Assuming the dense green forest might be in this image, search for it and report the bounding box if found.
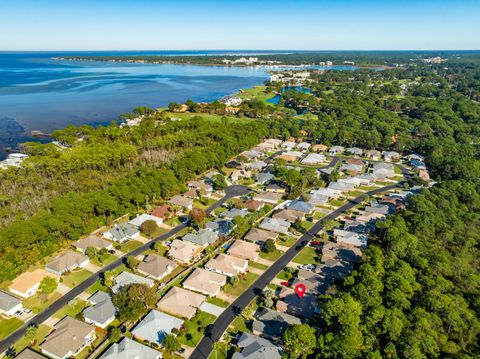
[1,55,480,357]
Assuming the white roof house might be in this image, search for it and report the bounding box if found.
[301,153,326,165]
[132,309,184,344]
[259,218,290,234]
[205,253,248,277]
[111,272,155,293]
[129,213,163,228]
[103,223,140,243]
[281,141,296,150]
[0,290,23,317]
[182,268,227,296]
[99,337,161,359]
[311,188,342,199]
[329,146,345,155]
[333,229,368,248]
[297,142,311,151]
[346,147,363,156]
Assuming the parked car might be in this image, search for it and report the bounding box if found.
[280,281,289,287]
[299,264,316,272]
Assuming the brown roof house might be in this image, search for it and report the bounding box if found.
[157,286,205,319]
[227,240,260,261]
[311,144,328,152]
[182,268,227,296]
[137,254,177,281]
[15,348,47,359]
[272,209,305,223]
[73,236,113,254]
[45,251,89,276]
[253,192,283,204]
[242,199,265,211]
[151,205,171,220]
[168,239,203,264]
[168,195,193,210]
[244,228,278,244]
[205,253,248,277]
[9,269,59,298]
[40,316,95,359]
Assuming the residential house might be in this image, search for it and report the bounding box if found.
[357,173,376,184]
[281,150,303,160]
[40,316,95,359]
[322,241,362,264]
[230,169,252,182]
[182,229,219,247]
[129,213,163,228]
[0,290,22,316]
[297,142,311,152]
[188,180,213,195]
[418,169,430,181]
[157,286,205,319]
[372,162,396,179]
[356,211,385,223]
[232,332,281,359]
[83,291,116,328]
[346,147,363,157]
[151,205,171,221]
[111,271,154,294]
[277,154,297,162]
[137,254,177,281]
[338,177,362,188]
[244,228,278,244]
[45,252,89,276]
[340,163,363,174]
[227,240,260,261]
[9,269,58,298]
[242,150,263,160]
[311,188,341,199]
[205,253,248,277]
[259,218,290,234]
[311,144,328,152]
[132,309,184,344]
[365,203,392,215]
[253,192,283,204]
[328,145,345,155]
[301,153,326,165]
[256,172,274,185]
[73,236,113,254]
[383,151,401,162]
[333,229,368,248]
[242,199,265,211]
[221,208,249,220]
[182,268,227,296]
[276,285,319,318]
[103,223,140,243]
[168,239,203,264]
[169,195,193,210]
[205,219,234,236]
[281,141,296,150]
[287,200,315,214]
[248,161,267,171]
[15,348,48,359]
[252,308,301,340]
[365,149,381,161]
[405,153,424,162]
[328,181,354,192]
[410,159,426,169]
[98,337,161,359]
[308,194,328,206]
[183,188,198,198]
[272,209,305,223]
[265,183,287,194]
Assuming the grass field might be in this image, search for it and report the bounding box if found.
[293,246,321,265]
[223,272,259,297]
[13,324,51,353]
[53,298,87,319]
[90,252,118,267]
[278,235,297,247]
[177,311,217,347]
[62,269,93,288]
[119,240,144,253]
[86,279,109,294]
[259,249,284,261]
[24,291,62,314]
[193,198,217,210]
[0,317,23,340]
[249,261,268,271]
[206,296,230,308]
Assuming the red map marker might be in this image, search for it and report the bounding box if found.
[295,283,306,299]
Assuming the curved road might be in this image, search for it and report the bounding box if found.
[0,185,250,354]
[190,182,403,359]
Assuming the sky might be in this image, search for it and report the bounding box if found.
[0,0,479,51]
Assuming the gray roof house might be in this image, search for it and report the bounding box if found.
[132,309,184,344]
[0,290,22,316]
[221,208,249,220]
[259,218,290,234]
[99,337,161,359]
[252,308,301,340]
[73,236,112,254]
[138,254,177,281]
[45,251,89,276]
[287,200,315,214]
[182,229,219,247]
[103,223,140,243]
[83,291,116,328]
[346,147,363,156]
[256,172,275,185]
[111,271,155,293]
[232,332,281,359]
[15,348,48,359]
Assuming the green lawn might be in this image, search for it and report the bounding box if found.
[276,268,297,281]
[228,314,251,335]
[119,240,144,253]
[249,261,268,271]
[53,298,87,319]
[159,265,186,284]
[259,249,284,261]
[87,279,109,294]
[13,324,51,353]
[301,220,315,231]
[278,236,297,247]
[165,217,182,227]
[223,272,259,297]
[293,246,321,265]
[24,291,62,314]
[193,198,217,210]
[0,317,23,340]
[90,252,118,267]
[177,311,217,347]
[348,190,366,197]
[206,296,230,308]
[62,268,93,288]
[329,199,347,207]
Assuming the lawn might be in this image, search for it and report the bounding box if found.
[177,311,217,347]
[193,198,217,210]
[259,249,284,261]
[293,246,321,265]
[90,252,118,267]
[12,324,51,353]
[165,217,182,227]
[159,265,186,284]
[119,240,144,253]
[348,190,366,198]
[206,296,230,308]
[228,314,251,335]
[329,199,347,207]
[62,268,93,288]
[276,267,297,281]
[278,235,297,247]
[53,298,87,319]
[24,291,62,314]
[249,261,268,271]
[301,220,315,231]
[0,317,23,340]
[223,272,259,297]
[86,279,109,294]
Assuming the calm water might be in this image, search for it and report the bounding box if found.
[0,51,357,155]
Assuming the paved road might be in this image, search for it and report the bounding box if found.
[190,182,402,359]
[0,185,250,354]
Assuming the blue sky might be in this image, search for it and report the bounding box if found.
[0,0,479,50]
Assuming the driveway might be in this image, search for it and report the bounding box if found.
[199,302,225,317]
